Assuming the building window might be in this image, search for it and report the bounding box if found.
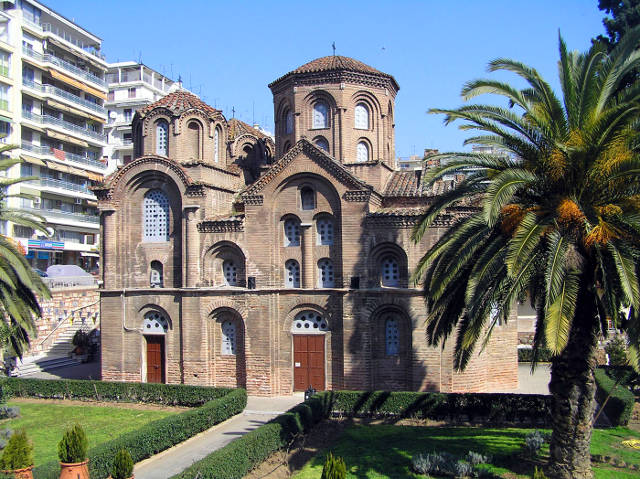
[128,87,136,98]
[20,163,32,176]
[317,258,334,288]
[381,256,399,287]
[316,217,333,245]
[13,225,33,238]
[300,187,315,210]
[150,261,163,288]
[312,101,329,129]
[156,120,168,156]
[124,109,132,122]
[357,141,369,162]
[107,91,114,101]
[0,50,10,78]
[221,320,236,355]
[385,317,399,355]
[223,260,237,286]
[293,311,328,332]
[214,126,220,163]
[143,189,170,242]
[187,120,200,159]
[143,311,168,334]
[354,103,369,129]
[285,259,300,288]
[0,84,9,111]
[315,137,329,152]
[284,218,300,246]
[285,109,294,134]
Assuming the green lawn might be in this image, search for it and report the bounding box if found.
[3,400,179,467]
[293,424,640,479]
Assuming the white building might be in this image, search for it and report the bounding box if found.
[0,0,108,272]
[104,62,182,173]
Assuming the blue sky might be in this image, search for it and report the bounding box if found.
[53,0,606,157]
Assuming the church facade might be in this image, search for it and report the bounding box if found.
[96,56,518,396]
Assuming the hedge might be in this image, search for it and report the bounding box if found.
[594,367,635,427]
[172,391,333,479]
[517,347,553,363]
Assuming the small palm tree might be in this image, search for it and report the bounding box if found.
[0,144,50,361]
[412,30,640,479]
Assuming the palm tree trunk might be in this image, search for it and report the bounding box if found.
[547,285,599,479]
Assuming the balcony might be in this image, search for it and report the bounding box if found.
[22,110,106,143]
[29,177,92,195]
[22,79,106,115]
[25,206,99,224]
[41,23,106,62]
[22,47,106,88]
[21,141,106,170]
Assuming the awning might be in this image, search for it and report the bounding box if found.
[20,154,45,166]
[80,252,99,257]
[85,171,104,182]
[45,129,89,147]
[19,185,40,196]
[42,159,90,178]
[0,114,12,123]
[48,69,107,100]
[46,99,105,123]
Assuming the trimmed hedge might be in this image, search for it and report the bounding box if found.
[594,367,635,426]
[172,391,333,479]
[517,347,553,363]
[1,377,233,406]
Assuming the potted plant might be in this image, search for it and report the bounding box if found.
[110,449,134,479]
[57,424,89,479]
[0,429,34,479]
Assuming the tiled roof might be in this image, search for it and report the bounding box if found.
[138,90,219,116]
[367,207,428,217]
[384,171,455,197]
[228,118,271,141]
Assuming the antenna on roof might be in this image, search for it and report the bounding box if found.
[332,42,336,56]
[252,101,255,126]
[138,51,142,64]
[232,106,236,119]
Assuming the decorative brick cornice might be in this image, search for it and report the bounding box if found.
[343,190,370,202]
[108,156,192,190]
[185,184,206,197]
[243,194,264,206]
[197,218,244,233]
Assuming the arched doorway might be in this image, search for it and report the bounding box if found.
[292,311,328,391]
[143,311,169,383]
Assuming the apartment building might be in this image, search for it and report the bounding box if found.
[0,0,108,272]
[104,62,181,173]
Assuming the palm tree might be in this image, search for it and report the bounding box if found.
[412,31,640,479]
[0,144,50,362]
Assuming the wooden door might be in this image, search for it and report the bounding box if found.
[293,335,325,391]
[146,335,165,383]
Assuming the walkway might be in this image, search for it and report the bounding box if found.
[134,394,304,479]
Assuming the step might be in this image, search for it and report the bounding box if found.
[12,356,82,377]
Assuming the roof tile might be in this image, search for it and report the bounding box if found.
[138,90,219,116]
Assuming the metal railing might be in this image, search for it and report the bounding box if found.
[22,78,106,115]
[21,141,106,170]
[29,177,91,195]
[40,23,106,61]
[25,206,99,224]
[21,110,106,142]
[22,46,106,87]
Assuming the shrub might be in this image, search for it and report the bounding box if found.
[594,367,635,426]
[0,429,12,450]
[57,424,88,463]
[522,430,546,457]
[72,330,90,349]
[321,452,346,479]
[532,466,549,479]
[0,429,33,470]
[517,348,553,363]
[466,450,491,466]
[452,459,474,477]
[111,449,134,479]
[604,336,628,366]
[0,406,19,419]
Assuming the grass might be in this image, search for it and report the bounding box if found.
[292,424,640,479]
[2,400,178,467]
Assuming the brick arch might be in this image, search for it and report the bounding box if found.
[359,296,418,327]
[176,109,212,136]
[282,302,330,333]
[205,303,247,389]
[202,300,248,322]
[142,108,173,137]
[201,241,247,287]
[137,303,174,331]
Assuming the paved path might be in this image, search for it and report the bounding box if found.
[25,360,101,380]
[134,394,304,479]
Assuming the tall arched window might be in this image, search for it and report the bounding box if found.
[315,137,329,152]
[316,217,333,245]
[156,120,168,156]
[284,218,301,246]
[312,102,329,128]
[357,141,369,162]
[214,126,220,163]
[221,320,236,355]
[317,258,334,288]
[300,187,315,210]
[285,109,294,134]
[285,259,300,288]
[223,260,237,286]
[187,121,201,159]
[150,261,163,288]
[143,190,170,242]
[381,256,400,287]
[354,103,369,129]
[385,316,399,355]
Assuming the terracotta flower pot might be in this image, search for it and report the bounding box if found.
[2,466,34,479]
[59,460,89,479]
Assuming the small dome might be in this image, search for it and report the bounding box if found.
[138,90,219,117]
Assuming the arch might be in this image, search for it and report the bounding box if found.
[285,259,300,288]
[150,260,163,287]
[370,242,409,288]
[208,306,246,388]
[292,309,329,333]
[202,241,246,287]
[370,305,412,390]
[283,216,301,246]
[143,189,170,242]
[356,140,370,162]
[185,119,202,159]
[214,125,221,163]
[312,101,329,129]
[317,258,334,288]
[300,185,315,210]
[313,136,329,152]
[142,310,169,334]
[155,119,169,156]
[315,214,334,246]
[285,109,294,135]
[354,103,369,130]
[283,140,292,154]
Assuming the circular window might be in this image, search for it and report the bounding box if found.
[292,311,328,333]
[143,312,169,334]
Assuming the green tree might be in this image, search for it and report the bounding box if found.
[0,144,50,361]
[412,31,640,479]
[594,0,640,52]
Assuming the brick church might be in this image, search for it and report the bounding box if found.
[95,56,518,396]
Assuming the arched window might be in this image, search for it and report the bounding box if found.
[292,310,328,332]
[357,141,369,162]
[312,101,329,128]
[285,110,294,134]
[283,141,292,154]
[150,261,163,288]
[315,137,329,152]
[300,187,315,210]
[285,259,300,288]
[317,258,334,288]
[156,120,168,156]
[187,120,200,159]
[385,316,399,355]
[316,217,333,245]
[354,103,369,129]
[223,260,237,286]
[214,126,220,163]
[143,190,170,242]
[221,320,236,355]
[143,311,169,334]
[284,218,300,246]
[381,256,400,287]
